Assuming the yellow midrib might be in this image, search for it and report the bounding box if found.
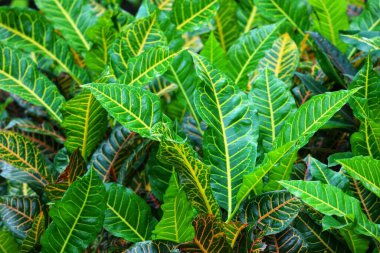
[80,94,93,158]
[176,0,218,30]
[265,69,276,144]
[52,0,91,51]
[244,6,257,33]
[0,69,62,123]
[0,23,82,85]
[341,163,379,193]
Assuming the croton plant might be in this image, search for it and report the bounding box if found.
[0,0,379,252]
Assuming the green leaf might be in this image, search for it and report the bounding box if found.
[0,231,19,253]
[340,229,370,253]
[227,23,280,88]
[341,31,380,53]
[109,12,167,78]
[118,46,177,86]
[0,7,89,85]
[157,139,220,218]
[62,90,108,159]
[255,0,310,35]
[293,212,350,253]
[222,221,247,248]
[307,0,349,51]
[0,132,48,193]
[338,156,380,198]
[191,53,258,219]
[0,196,41,238]
[35,0,97,52]
[104,183,156,242]
[83,83,162,139]
[20,212,45,253]
[201,32,227,72]
[152,173,195,243]
[90,126,134,182]
[243,191,302,235]
[257,34,299,85]
[0,46,65,123]
[237,0,261,33]
[178,215,232,253]
[172,0,219,33]
[125,241,173,253]
[351,0,380,32]
[41,169,106,253]
[85,13,117,77]
[279,180,380,240]
[275,89,358,148]
[213,0,239,51]
[265,227,308,253]
[250,68,296,152]
[306,155,349,189]
[233,142,296,219]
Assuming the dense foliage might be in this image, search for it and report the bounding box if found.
[0,0,380,252]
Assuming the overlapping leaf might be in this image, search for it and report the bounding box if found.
[256,0,310,35]
[351,0,380,32]
[243,191,302,235]
[41,169,105,253]
[118,46,177,86]
[237,0,261,33]
[83,83,162,139]
[213,0,239,51]
[191,53,258,218]
[0,196,41,238]
[265,227,308,253]
[338,156,380,198]
[280,180,380,239]
[20,212,45,253]
[0,46,65,123]
[201,32,227,72]
[275,89,358,148]
[251,68,296,152]
[62,90,108,159]
[226,23,280,88]
[0,8,89,85]
[152,174,194,243]
[157,139,220,218]
[35,0,97,52]
[109,13,167,77]
[257,34,299,85]
[172,0,219,33]
[104,183,156,242]
[0,132,48,193]
[0,231,19,253]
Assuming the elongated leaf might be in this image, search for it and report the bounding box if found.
[179,215,232,253]
[152,174,194,243]
[35,0,97,52]
[172,0,219,33]
[62,90,108,159]
[306,155,349,189]
[83,83,162,139]
[280,180,380,239]
[257,34,299,85]
[351,0,380,32]
[0,132,48,193]
[0,46,65,123]
[91,126,134,182]
[243,191,302,235]
[265,227,308,253]
[20,212,45,253]
[125,241,173,253]
[0,231,19,253]
[340,229,370,253]
[157,139,220,218]
[307,0,349,51]
[41,169,106,253]
[213,0,238,51]
[104,183,156,242]
[251,68,296,152]
[275,89,358,148]
[338,156,380,198]
[341,31,380,53]
[256,0,310,35]
[191,53,258,218]
[237,0,262,33]
[0,196,41,238]
[118,46,176,86]
[109,12,167,77]
[0,8,89,85]
[227,23,280,88]
[293,212,350,253]
[233,142,296,219]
